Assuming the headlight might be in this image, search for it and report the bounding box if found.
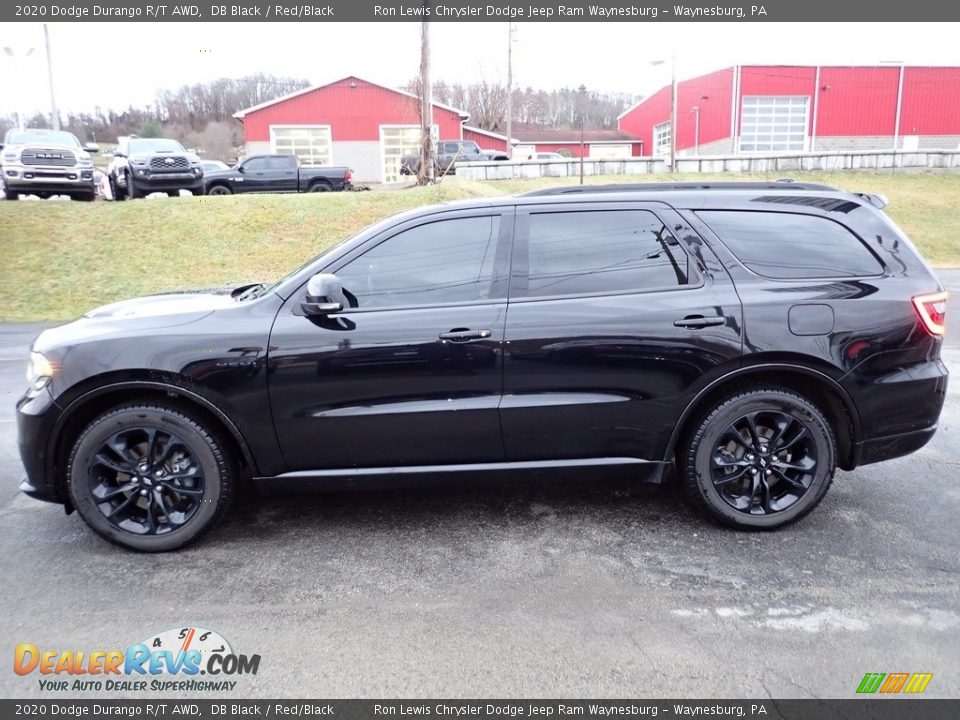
[3,152,16,162]
[26,351,55,390]
[130,157,149,166]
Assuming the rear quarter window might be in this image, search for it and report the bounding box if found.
[696,210,884,279]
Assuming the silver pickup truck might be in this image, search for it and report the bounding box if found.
[1,128,99,201]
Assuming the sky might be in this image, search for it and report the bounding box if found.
[2,22,959,117]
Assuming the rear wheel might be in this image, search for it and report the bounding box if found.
[308,180,332,192]
[110,175,126,201]
[680,387,836,529]
[67,403,234,552]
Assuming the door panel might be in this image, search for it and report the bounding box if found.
[501,203,743,463]
[268,304,507,469]
[267,210,512,472]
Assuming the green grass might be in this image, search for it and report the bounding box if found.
[1,170,958,322]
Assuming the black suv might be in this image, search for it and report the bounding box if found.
[18,182,947,551]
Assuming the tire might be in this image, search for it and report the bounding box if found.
[166,191,180,198]
[4,190,17,201]
[308,181,332,192]
[66,403,234,552]
[74,192,95,202]
[680,387,836,530]
[207,184,231,196]
[110,176,126,201]
[127,172,143,199]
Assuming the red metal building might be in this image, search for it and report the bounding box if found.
[618,65,960,157]
[234,76,469,183]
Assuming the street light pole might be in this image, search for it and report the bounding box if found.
[43,24,59,131]
[506,22,513,158]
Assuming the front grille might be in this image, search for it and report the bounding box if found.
[149,156,189,170]
[22,148,76,166]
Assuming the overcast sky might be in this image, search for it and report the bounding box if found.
[2,22,959,116]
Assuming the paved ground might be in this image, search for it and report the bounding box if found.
[1,274,959,700]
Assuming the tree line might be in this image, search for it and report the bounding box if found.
[0,74,636,160]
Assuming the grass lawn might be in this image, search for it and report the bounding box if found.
[1,170,958,322]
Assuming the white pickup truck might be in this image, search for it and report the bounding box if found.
[1,128,99,201]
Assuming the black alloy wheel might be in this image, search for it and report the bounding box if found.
[681,387,836,529]
[68,403,233,551]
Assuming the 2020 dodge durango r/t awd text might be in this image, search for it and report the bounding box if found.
[17,183,947,551]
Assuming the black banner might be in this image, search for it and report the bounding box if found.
[4,0,960,23]
[1,700,958,720]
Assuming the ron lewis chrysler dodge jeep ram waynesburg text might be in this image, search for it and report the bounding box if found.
[17,182,948,551]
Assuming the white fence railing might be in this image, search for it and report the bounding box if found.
[454,150,960,181]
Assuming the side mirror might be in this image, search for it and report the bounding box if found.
[84,142,100,154]
[113,150,126,158]
[237,165,245,173]
[301,273,348,316]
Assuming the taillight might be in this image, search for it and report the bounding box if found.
[344,169,353,184]
[912,291,948,336]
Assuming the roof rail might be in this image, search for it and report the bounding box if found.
[519,180,840,197]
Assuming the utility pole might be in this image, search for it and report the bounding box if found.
[669,54,677,173]
[418,15,434,185]
[43,24,59,131]
[506,22,513,158]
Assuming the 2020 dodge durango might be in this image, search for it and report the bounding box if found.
[17,182,948,551]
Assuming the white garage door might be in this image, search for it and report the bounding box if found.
[271,125,332,165]
[589,144,632,159]
[381,125,438,184]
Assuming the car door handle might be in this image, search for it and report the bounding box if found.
[673,315,725,329]
[439,328,492,343]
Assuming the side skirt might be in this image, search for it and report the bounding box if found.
[253,457,667,495]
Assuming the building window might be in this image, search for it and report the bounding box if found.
[271,126,332,165]
[739,96,809,153]
[653,122,671,157]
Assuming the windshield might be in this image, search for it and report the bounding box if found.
[6,129,81,148]
[128,138,185,154]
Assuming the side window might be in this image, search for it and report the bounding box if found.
[243,157,268,172]
[267,156,294,170]
[336,216,501,310]
[696,211,884,279]
[524,210,689,298]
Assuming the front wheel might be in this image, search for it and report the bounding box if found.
[680,387,836,529]
[127,172,143,199]
[67,403,234,552]
[206,184,231,196]
[3,190,17,201]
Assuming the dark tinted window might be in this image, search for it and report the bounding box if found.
[525,210,689,297]
[337,216,500,309]
[267,156,296,170]
[243,157,268,172]
[697,211,883,279]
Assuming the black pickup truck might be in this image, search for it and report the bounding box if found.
[401,139,504,177]
[204,154,352,195]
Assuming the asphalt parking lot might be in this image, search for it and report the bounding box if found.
[1,274,958,700]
